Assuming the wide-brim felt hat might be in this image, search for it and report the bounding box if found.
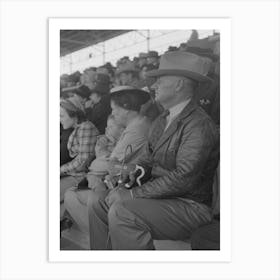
[115,62,139,75]
[145,51,213,83]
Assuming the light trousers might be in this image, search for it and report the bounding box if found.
[87,190,212,250]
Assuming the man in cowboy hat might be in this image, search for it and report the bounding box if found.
[88,51,220,250]
[138,52,148,69]
[146,50,159,68]
[115,61,141,88]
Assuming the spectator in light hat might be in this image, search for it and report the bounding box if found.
[146,50,159,68]
[138,52,147,68]
[115,61,140,88]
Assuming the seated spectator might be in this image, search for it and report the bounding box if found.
[146,50,159,68]
[186,42,220,125]
[138,52,147,68]
[115,61,141,88]
[60,98,99,214]
[63,87,151,234]
[167,46,179,52]
[69,85,91,111]
[84,73,112,134]
[80,68,97,90]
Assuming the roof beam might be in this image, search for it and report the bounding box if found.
[61,38,89,46]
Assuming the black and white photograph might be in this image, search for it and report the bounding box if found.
[1,0,280,279]
[50,19,230,260]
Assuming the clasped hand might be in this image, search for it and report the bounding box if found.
[105,186,133,207]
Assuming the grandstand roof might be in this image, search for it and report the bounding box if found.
[60,30,133,57]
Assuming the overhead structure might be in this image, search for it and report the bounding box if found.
[60,30,134,57]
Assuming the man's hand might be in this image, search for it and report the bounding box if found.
[105,187,133,207]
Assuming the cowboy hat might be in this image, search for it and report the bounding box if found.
[145,51,212,83]
[115,62,139,76]
[110,87,151,112]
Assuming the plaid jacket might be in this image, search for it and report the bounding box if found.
[60,121,99,174]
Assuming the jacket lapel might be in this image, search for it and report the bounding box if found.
[153,99,198,154]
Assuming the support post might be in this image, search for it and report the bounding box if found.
[102,42,106,64]
[147,30,150,52]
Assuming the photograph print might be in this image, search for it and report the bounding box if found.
[50,19,229,261]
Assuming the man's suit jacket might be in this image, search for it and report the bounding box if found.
[132,98,220,207]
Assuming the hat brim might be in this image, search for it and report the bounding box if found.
[145,69,213,83]
[116,69,139,76]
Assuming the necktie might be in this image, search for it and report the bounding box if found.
[149,110,170,149]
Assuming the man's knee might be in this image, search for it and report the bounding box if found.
[108,201,134,229]
[87,190,107,211]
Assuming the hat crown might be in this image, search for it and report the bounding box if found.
[159,51,211,77]
[116,61,139,75]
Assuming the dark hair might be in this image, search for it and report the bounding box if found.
[74,85,91,99]
[60,100,86,124]
[111,89,150,112]
[64,108,86,124]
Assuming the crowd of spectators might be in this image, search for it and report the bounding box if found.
[59,31,221,250]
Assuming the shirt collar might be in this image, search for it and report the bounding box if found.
[167,98,191,121]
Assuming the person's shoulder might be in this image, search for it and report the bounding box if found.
[80,120,99,131]
[183,106,219,135]
[134,116,151,131]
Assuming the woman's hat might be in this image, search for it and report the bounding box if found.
[110,87,151,112]
[145,51,213,83]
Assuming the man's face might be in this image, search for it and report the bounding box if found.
[152,76,178,107]
[105,118,122,140]
[89,92,101,104]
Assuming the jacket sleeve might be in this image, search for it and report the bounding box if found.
[132,120,218,199]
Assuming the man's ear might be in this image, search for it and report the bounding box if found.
[174,78,184,92]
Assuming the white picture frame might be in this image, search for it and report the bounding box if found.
[49,18,231,262]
